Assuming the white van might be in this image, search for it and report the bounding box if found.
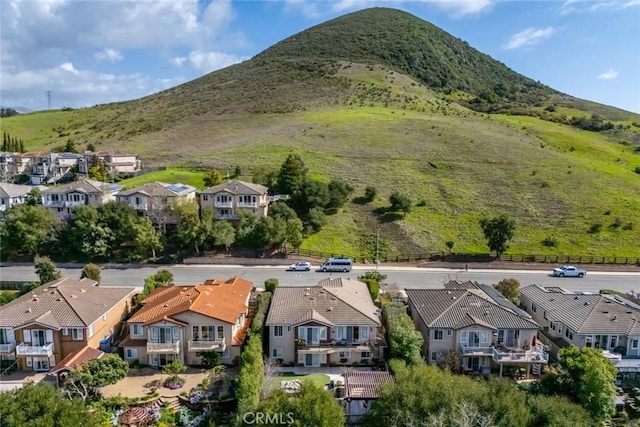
[319,257,353,272]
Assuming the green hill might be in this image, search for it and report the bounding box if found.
[2,7,640,257]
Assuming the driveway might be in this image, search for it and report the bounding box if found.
[99,367,210,398]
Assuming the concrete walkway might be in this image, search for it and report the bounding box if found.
[0,371,47,392]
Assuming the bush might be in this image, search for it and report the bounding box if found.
[635,166,640,174]
[541,236,557,247]
[264,278,279,293]
[364,186,377,202]
[249,292,272,337]
[587,223,602,234]
[360,278,380,301]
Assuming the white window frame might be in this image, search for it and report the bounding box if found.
[433,329,443,340]
[361,351,371,359]
[273,326,283,337]
[272,348,283,358]
[632,339,639,350]
[480,331,489,343]
[459,331,467,343]
[132,324,142,336]
[125,348,138,359]
[72,328,83,341]
[339,351,350,359]
[62,328,69,336]
[360,326,369,340]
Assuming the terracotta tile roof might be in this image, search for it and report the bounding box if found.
[232,317,251,346]
[266,278,381,327]
[49,346,104,374]
[128,277,252,326]
[345,371,394,400]
[406,289,540,330]
[0,277,135,329]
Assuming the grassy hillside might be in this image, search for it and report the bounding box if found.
[2,8,640,257]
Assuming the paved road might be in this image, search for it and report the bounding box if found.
[1,264,639,294]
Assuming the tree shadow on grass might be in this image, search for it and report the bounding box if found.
[372,207,404,222]
[351,196,372,205]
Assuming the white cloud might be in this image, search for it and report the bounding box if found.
[283,0,493,19]
[94,49,123,63]
[172,51,247,73]
[60,62,79,75]
[561,0,639,14]
[503,27,555,50]
[598,69,618,80]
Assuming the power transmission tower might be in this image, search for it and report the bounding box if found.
[46,90,51,110]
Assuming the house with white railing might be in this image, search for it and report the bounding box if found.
[119,277,253,367]
[115,182,196,225]
[40,178,122,219]
[406,281,547,377]
[199,180,270,220]
[0,278,135,373]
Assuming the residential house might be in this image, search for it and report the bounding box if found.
[199,180,270,220]
[0,183,43,213]
[78,152,141,177]
[30,152,81,185]
[0,277,135,373]
[115,182,196,226]
[120,277,253,367]
[265,277,383,367]
[406,281,547,377]
[41,178,123,219]
[520,285,640,380]
[0,152,35,181]
[343,371,394,424]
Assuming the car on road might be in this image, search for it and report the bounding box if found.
[287,262,312,272]
[552,265,587,277]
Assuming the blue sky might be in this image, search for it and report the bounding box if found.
[1,0,639,113]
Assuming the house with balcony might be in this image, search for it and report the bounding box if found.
[0,277,135,373]
[41,178,122,219]
[115,182,196,225]
[406,281,546,377]
[78,152,141,177]
[120,277,253,368]
[0,152,36,182]
[266,277,384,367]
[199,180,270,220]
[29,152,81,185]
[0,183,43,213]
[520,285,640,381]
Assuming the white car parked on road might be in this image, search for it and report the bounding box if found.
[287,262,312,272]
[552,265,587,277]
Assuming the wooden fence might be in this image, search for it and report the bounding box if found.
[288,248,640,266]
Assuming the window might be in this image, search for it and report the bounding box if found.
[217,326,224,339]
[550,321,555,331]
[339,351,350,359]
[447,329,452,336]
[192,326,199,340]
[202,195,208,201]
[361,351,371,359]
[497,330,504,344]
[543,311,548,320]
[558,325,562,334]
[480,331,489,343]
[433,329,444,340]
[632,339,639,349]
[272,348,283,358]
[459,331,468,343]
[195,352,202,358]
[273,326,283,337]
[71,328,83,341]
[431,352,441,361]
[62,328,69,336]
[360,326,369,340]
[125,348,138,359]
[531,303,537,313]
[132,324,142,336]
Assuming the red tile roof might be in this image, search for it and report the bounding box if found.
[128,277,252,326]
[119,337,148,348]
[232,317,251,346]
[49,346,104,374]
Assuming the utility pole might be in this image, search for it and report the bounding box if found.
[46,90,51,110]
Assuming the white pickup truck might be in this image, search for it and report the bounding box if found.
[552,265,587,277]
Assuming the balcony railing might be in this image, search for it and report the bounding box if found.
[147,341,180,354]
[131,203,148,211]
[214,201,233,208]
[65,200,85,207]
[492,345,548,364]
[43,201,65,208]
[188,339,226,352]
[16,342,54,356]
[237,202,257,208]
[0,342,16,353]
[461,345,493,355]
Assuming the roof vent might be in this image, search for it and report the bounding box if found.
[31,297,38,302]
[584,302,589,306]
[309,297,316,301]
[80,289,87,293]
[26,308,31,313]
[304,292,310,297]
[56,298,62,302]
[574,296,579,300]
[163,303,169,308]
[627,311,633,314]
[50,291,56,295]
[485,310,490,316]
[603,311,609,314]
[613,315,618,321]
[328,307,333,311]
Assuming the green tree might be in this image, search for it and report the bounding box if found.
[34,255,61,284]
[364,186,377,202]
[0,382,99,427]
[80,263,101,282]
[162,359,187,380]
[0,205,58,258]
[140,270,174,300]
[307,207,326,232]
[174,201,206,253]
[204,169,223,187]
[445,240,454,253]
[252,167,278,188]
[257,382,345,427]
[480,214,516,258]
[211,220,236,252]
[528,394,595,427]
[326,179,353,211]
[88,158,109,182]
[383,303,423,364]
[67,205,114,259]
[201,351,221,369]
[63,140,78,153]
[493,278,521,305]
[389,192,412,215]
[132,218,163,259]
[276,153,308,194]
[264,278,279,293]
[64,354,128,401]
[289,178,330,217]
[87,143,96,152]
[557,346,617,421]
[25,188,41,206]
